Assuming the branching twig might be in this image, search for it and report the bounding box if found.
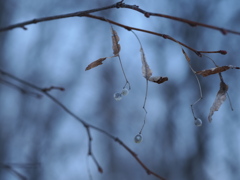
[1,1,239,36]
[0,69,166,180]
[85,126,103,173]
[0,1,233,57]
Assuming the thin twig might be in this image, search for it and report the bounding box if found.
[4,167,27,180]
[85,14,226,56]
[0,78,42,98]
[189,63,203,119]
[0,2,120,32]
[117,2,240,36]
[0,163,39,180]
[130,30,149,134]
[179,47,203,120]
[226,92,234,111]
[140,79,148,134]
[0,4,231,57]
[86,157,93,180]
[118,55,131,90]
[0,163,40,168]
[0,69,166,180]
[1,1,239,36]
[85,126,103,173]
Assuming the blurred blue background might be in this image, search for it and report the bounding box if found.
[0,0,240,179]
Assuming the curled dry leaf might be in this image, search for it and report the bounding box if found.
[133,31,166,84]
[85,57,107,71]
[111,28,121,56]
[196,65,240,77]
[208,81,228,122]
[140,47,152,79]
[149,76,168,84]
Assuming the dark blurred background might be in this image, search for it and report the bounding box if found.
[0,0,240,180]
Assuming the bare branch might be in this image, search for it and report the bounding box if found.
[0,1,239,36]
[117,2,240,36]
[0,2,232,57]
[85,14,227,56]
[0,68,166,180]
[0,2,119,32]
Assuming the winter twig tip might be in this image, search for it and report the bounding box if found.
[219,50,227,55]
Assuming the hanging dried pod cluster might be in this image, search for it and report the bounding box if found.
[86,23,237,143]
[181,47,234,125]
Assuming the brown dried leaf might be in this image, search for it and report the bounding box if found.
[149,76,168,84]
[208,81,228,122]
[140,47,152,79]
[197,66,230,77]
[85,57,107,71]
[111,28,121,56]
[182,48,190,62]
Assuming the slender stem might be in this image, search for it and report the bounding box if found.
[179,48,203,120]
[117,55,130,89]
[190,63,203,120]
[86,157,93,180]
[140,79,148,134]
[227,92,234,111]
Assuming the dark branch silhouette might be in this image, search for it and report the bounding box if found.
[0,69,166,180]
[0,1,239,36]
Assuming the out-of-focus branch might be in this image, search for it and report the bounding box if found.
[0,78,42,98]
[0,2,119,32]
[0,69,166,180]
[0,163,40,180]
[42,86,65,92]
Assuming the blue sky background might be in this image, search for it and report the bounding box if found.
[0,0,240,180]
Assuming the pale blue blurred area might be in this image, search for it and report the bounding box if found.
[0,0,240,180]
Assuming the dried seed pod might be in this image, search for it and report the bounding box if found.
[113,92,122,101]
[134,134,143,143]
[194,118,202,126]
